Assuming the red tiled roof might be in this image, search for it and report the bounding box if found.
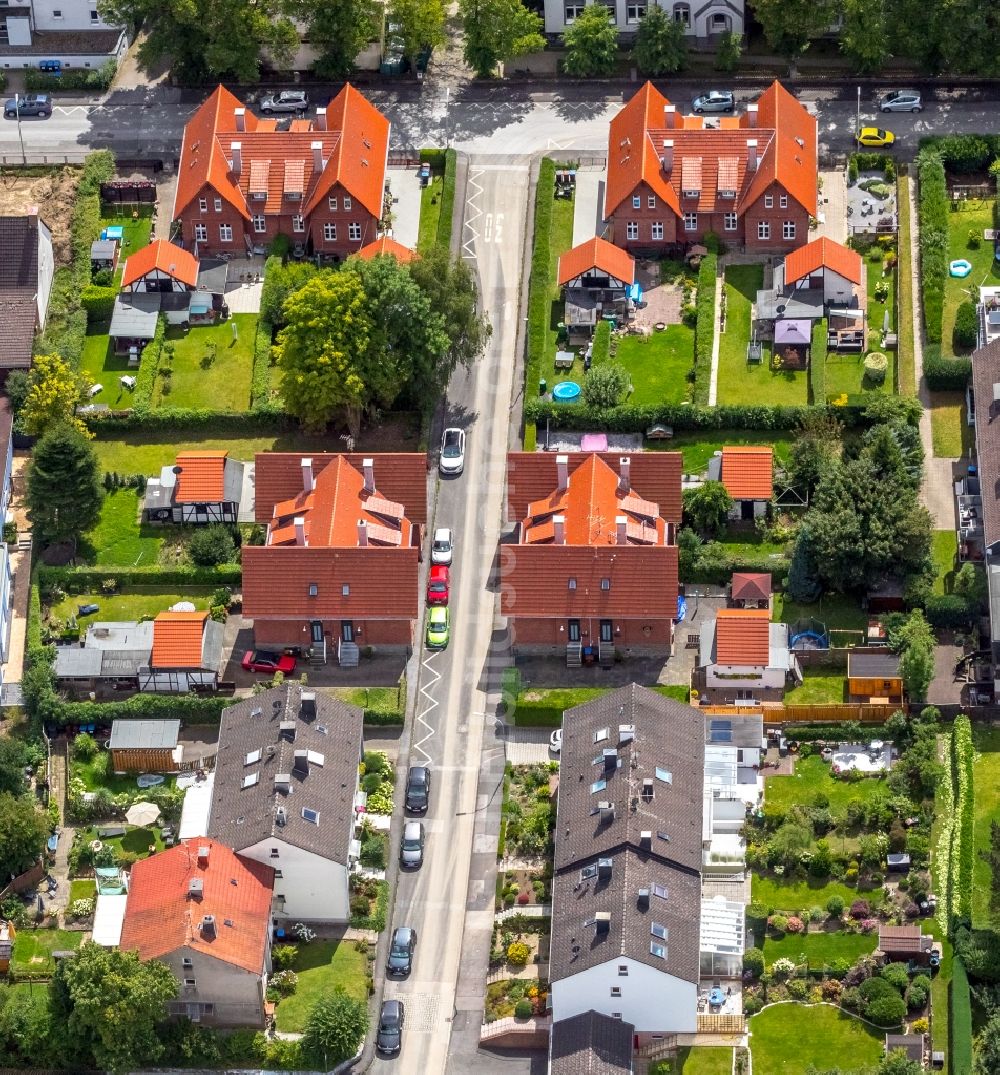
[715,608,771,665]
[121,240,199,290]
[151,610,209,668]
[173,451,228,503]
[557,237,635,287]
[120,840,273,974]
[878,925,932,954]
[720,446,773,501]
[355,236,417,263]
[783,237,863,287]
[604,80,817,220]
[253,453,427,526]
[506,452,682,526]
[731,572,772,602]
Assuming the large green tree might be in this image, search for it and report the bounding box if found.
[0,791,48,881]
[562,2,619,77]
[683,480,733,538]
[977,1011,1000,1074]
[751,0,837,58]
[633,5,687,76]
[20,352,88,438]
[26,424,102,551]
[389,0,446,66]
[287,0,379,79]
[0,738,32,798]
[460,0,544,78]
[49,944,177,1074]
[300,988,368,1066]
[840,0,891,73]
[895,609,935,702]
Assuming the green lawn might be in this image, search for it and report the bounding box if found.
[274,940,369,1033]
[101,208,154,285]
[11,929,83,975]
[536,194,576,392]
[73,751,164,794]
[514,687,608,726]
[716,529,786,559]
[772,593,867,633]
[932,529,958,595]
[79,322,132,389]
[77,489,163,567]
[614,326,695,406]
[944,204,1000,360]
[50,586,214,632]
[656,430,794,473]
[783,669,846,704]
[761,929,876,965]
[664,1046,733,1074]
[69,878,96,903]
[751,874,869,913]
[972,729,1000,929]
[930,389,973,458]
[924,919,953,1060]
[79,824,168,858]
[764,754,887,821]
[417,173,444,253]
[750,1002,885,1073]
[717,265,808,406]
[152,315,257,411]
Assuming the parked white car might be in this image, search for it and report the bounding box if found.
[439,427,466,476]
[431,528,453,566]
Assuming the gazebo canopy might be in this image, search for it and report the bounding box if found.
[774,319,812,346]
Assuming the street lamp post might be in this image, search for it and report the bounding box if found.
[856,86,861,141]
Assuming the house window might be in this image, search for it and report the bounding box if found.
[324,223,337,241]
[711,11,727,27]
[601,578,611,591]
[672,2,690,25]
[764,194,774,209]
[52,8,62,16]
[349,222,362,241]
[627,2,646,22]
[194,224,207,243]
[757,221,770,241]
[308,583,318,597]
[292,216,304,233]
[724,212,737,232]
[618,964,628,975]
[270,847,279,858]
[612,1012,623,1019]
[198,197,207,213]
[632,195,641,209]
[568,578,577,590]
[343,196,352,211]
[565,1,584,19]
[683,212,697,231]
[253,215,266,234]
[219,225,233,242]
[651,222,664,240]
[214,197,222,212]
[90,8,98,19]
[182,958,193,968]
[274,869,283,878]
[611,986,622,996]
[342,583,350,596]
[779,193,788,208]
[328,196,338,211]
[184,979,197,987]
[626,221,639,241]
[783,220,796,240]
[647,194,656,209]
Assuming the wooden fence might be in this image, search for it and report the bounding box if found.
[701,702,902,723]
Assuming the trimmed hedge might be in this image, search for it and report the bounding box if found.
[362,708,405,726]
[917,133,998,174]
[954,715,974,922]
[775,721,890,740]
[810,320,827,405]
[924,352,972,391]
[419,147,447,172]
[39,564,242,588]
[525,158,557,402]
[917,150,948,345]
[25,60,115,93]
[693,252,717,405]
[250,319,275,410]
[924,593,977,628]
[436,148,457,249]
[896,172,916,396]
[951,957,973,1075]
[81,285,117,324]
[60,693,232,726]
[953,300,978,350]
[132,314,166,409]
[86,407,295,435]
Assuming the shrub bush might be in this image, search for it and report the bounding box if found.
[849,899,871,919]
[514,999,533,1019]
[954,300,979,349]
[917,133,996,173]
[827,894,845,917]
[880,962,910,991]
[72,731,98,761]
[743,948,764,979]
[25,60,116,92]
[187,525,237,567]
[272,944,298,970]
[866,993,907,1027]
[81,285,117,324]
[360,835,385,869]
[863,352,888,385]
[917,150,948,344]
[693,252,717,404]
[924,593,977,628]
[924,352,972,390]
[785,916,805,934]
[742,992,763,1015]
[250,320,275,411]
[591,319,611,365]
[507,941,531,966]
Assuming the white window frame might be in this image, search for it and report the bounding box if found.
[323,223,337,241]
[724,212,737,232]
[683,212,697,232]
[779,193,788,209]
[651,222,664,240]
[349,222,362,241]
[627,2,646,22]
[292,216,305,233]
[757,220,770,241]
[647,194,656,209]
[252,215,266,234]
[214,197,222,213]
[328,196,338,211]
[783,220,796,240]
[565,2,585,21]
[632,195,641,209]
[344,196,352,211]
[198,197,207,213]
[764,194,774,209]
[219,224,233,242]
[673,3,690,25]
[194,223,207,243]
[626,221,638,240]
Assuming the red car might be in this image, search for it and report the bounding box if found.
[427,565,450,605]
[241,650,297,675]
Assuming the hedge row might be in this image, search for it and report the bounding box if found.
[361,708,405,726]
[250,319,275,410]
[917,133,1000,174]
[132,314,166,409]
[917,150,948,345]
[951,957,973,1075]
[60,693,232,727]
[777,721,891,740]
[39,564,242,589]
[592,319,611,365]
[419,148,447,172]
[693,253,717,405]
[953,715,975,922]
[924,352,972,391]
[436,148,458,249]
[81,285,117,324]
[524,159,557,402]
[924,592,977,628]
[896,173,916,396]
[25,60,115,93]
[86,406,294,435]
[809,320,827,405]
[686,545,790,586]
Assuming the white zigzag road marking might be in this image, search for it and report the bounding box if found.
[413,651,441,764]
[462,169,485,261]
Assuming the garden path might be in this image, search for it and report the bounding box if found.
[49,738,76,924]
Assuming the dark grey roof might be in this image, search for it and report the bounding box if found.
[549,846,701,984]
[223,459,245,506]
[201,619,225,673]
[0,28,125,56]
[885,1034,924,1062]
[847,649,901,678]
[197,261,228,294]
[554,684,705,874]
[550,1010,634,1075]
[91,240,118,260]
[0,294,36,368]
[109,293,160,339]
[0,217,37,290]
[109,719,180,750]
[973,337,1000,553]
[54,646,103,679]
[208,684,363,863]
[705,711,764,749]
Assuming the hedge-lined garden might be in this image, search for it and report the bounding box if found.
[693,252,717,405]
[917,149,947,348]
[810,320,827,405]
[896,171,916,396]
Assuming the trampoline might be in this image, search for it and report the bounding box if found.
[950,259,973,278]
[789,617,830,651]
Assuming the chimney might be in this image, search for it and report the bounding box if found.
[300,690,316,721]
[664,103,676,128]
[293,749,309,775]
[616,515,628,546]
[197,845,210,867]
[639,831,653,851]
[747,104,758,128]
[188,877,204,899]
[362,457,375,493]
[556,453,569,492]
[619,456,631,492]
[311,140,324,173]
[294,517,306,546]
[230,141,242,176]
[301,457,314,492]
[315,107,327,132]
[553,515,566,545]
[594,911,612,935]
[200,915,216,939]
[274,772,291,792]
[637,887,650,909]
[746,139,758,173]
[603,748,618,772]
[661,139,674,174]
[25,205,38,230]
[279,720,296,742]
[234,107,245,132]
[597,857,613,880]
[357,519,368,546]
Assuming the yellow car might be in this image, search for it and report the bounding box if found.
[856,127,896,148]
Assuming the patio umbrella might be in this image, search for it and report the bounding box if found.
[125,801,160,827]
[688,244,709,257]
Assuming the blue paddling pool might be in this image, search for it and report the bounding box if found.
[552,381,581,403]
[950,259,973,278]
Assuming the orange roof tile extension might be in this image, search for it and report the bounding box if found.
[120,840,273,973]
[121,240,199,290]
[355,236,417,263]
[173,451,228,503]
[783,237,864,287]
[715,608,771,665]
[720,446,773,501]
[557,237,636,287]
[151,610,209,669]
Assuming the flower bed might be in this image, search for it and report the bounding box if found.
[501,763,557,860]
[484,978,549,1022]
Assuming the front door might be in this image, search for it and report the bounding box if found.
[567,619,581,643]
[340,622,354,643]
[599,620,613,644]
[310,621,324,646]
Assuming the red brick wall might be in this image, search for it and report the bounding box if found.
[252,618,413,649]
[510,616,673,648]
[179,183,248,254]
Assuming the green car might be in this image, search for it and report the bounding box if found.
[426,606,450,649]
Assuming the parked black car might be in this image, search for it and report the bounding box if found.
[376,999,404,1054]
[405,766,431,814]
[387,926,417,976]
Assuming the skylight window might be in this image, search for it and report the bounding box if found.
[594,728,610,744]
[301,808,320,824]
[649,941,667,959]
[590,779,608,794]
[242,772,259,789]
[580,864,598,880]
[306,750,325,767]
[651,883,669,900]
[245,749,262,766]
[655,767,673,784]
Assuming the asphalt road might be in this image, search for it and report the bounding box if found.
[3,84,1000,162]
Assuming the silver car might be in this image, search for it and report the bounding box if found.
[400,821,424,868]
[692,90,735,114]
[880,90,922,113]
[259,90,309,115]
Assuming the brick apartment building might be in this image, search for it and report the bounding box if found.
[604,80,817,255]
[172,84,389,259]
[501,452,682,662]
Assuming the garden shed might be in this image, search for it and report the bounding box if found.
[108,718,182,773]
